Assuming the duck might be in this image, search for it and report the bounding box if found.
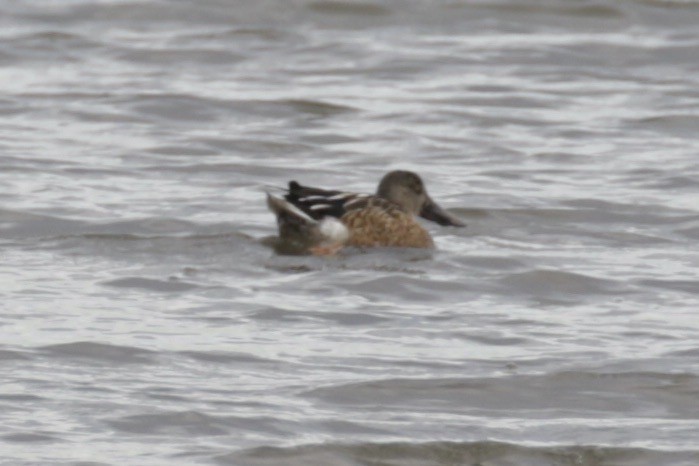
[266,170,464,255]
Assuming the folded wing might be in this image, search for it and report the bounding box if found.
[284,180,370,220]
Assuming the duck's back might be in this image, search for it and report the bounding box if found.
[284,181,357,220]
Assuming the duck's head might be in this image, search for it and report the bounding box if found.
[376,170,465,227]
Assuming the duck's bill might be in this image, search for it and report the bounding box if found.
[420,197,465,227]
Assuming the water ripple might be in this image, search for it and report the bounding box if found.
[3,0,699,463]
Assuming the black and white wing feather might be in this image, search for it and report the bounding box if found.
[284,181,370,220]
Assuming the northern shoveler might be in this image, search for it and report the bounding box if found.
[266,170,464,255]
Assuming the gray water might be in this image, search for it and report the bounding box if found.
[2,0,699,465]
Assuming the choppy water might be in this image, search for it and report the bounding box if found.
[2,0,699,465]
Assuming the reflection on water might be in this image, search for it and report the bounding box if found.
[2,0,699,464]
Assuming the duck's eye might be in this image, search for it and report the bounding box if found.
[408,177,423,193]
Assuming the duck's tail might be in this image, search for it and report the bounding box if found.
[267,192,317,229]
[266,193,349,252]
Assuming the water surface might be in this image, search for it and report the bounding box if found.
[2,0,699,464]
